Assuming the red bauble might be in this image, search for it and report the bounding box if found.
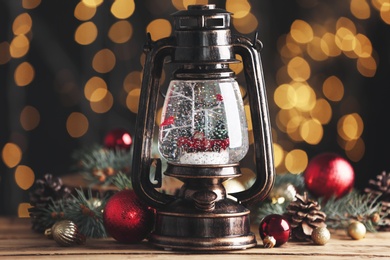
[259,214,291,247]
[104,128,132,150]
[304,152,354,199]
[103,189,155,243]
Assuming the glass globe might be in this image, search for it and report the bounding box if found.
[158,78,249,165]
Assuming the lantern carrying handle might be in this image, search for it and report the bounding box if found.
[131,33,177,208]
[229,34,275,206]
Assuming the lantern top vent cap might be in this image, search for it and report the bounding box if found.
[172,4,231,17]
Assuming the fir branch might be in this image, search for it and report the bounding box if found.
[65,188,108,238]
[111,171,132,190]
[29,199,67,232]
[273,173,305,194]
[71,144,132,186]
[321,190,383,232]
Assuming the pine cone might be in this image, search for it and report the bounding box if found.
[364,171,390,231]
[284,192,327,241]
[28,173,72,233]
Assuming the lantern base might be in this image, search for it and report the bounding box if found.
[149,198,257,251]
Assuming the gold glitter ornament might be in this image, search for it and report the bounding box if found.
[311,226,330,245]
[347,221,366,240]
[45,220,86,246]
[262,235,276,248]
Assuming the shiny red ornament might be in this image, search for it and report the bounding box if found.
[259,214,291,247]
[104,128,132,150]
[103,189,155,243]
[304,152,354,199]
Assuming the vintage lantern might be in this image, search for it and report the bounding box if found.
[131,4,275,250]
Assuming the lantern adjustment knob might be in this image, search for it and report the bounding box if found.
[193,190,218,212]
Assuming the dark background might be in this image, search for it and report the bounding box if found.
[1,0,389,216]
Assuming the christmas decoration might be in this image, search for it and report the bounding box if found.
[262,235,276,248]
[284,192,326,241]
[45,220,86,247]
[304,153,354,199]
[258,214,291,247]
[103,189,155,243]
[322,190,383,232]
[71,144,132,185]
[104,128,132,151]
[347,221,366,240]
[66,188,108,238]
[364,171,390,231]
[311,226,330,245]
[28,173,72,233]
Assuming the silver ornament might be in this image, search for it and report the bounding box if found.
[45,220,86,246]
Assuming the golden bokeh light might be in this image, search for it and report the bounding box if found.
[74,2,97,21]
[20,105,40,131]
[321,32,342,57]
[244,105,252,131]
[357,55,377,77]
[84,76,107,101]
[12,13,32,35]
[336,17,357,34]
[111,0,135,19]
[90,88,108,102]
[287,57,311,81]
[226,0,251,19]
[146,19,172,41]
[337,113,364,141]
[10,34,30,58]
[123,71,142,93]
[232,12,258,34]
[354,33,372,58]
[82,0,104,8]
[323,75,344,101]
[229,55,243,75]
[74,21,98,45]
[90,91,113,113]
[286,116,305,142]
[300,118,323,145]
[18,203,32,218]
[15,165,35,190]
[66,112,89,138]
[350,0,371,19]
[171,0,186,10]
[92,48,116,73]
[0,42,11,65]
[310,98,332,125]
[2,143,22,168]
[14,62,35,87]
[290,20,313,44]
[22,0,41,9]
[335,27,357,52]
[126,88,141,114]
[380,2,390,24]
[273,143,284,168]
[345,137,365,162]
[274,83,297,110]
[285,149,308,174]
[291,82,316,112]
[109,20,133,44]
[307,36,328,61]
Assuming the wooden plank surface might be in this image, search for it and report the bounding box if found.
[0,217,389,259]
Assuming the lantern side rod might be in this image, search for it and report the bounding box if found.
[230,34,275,206]
[131,34,176,208]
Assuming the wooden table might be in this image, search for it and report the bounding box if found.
[0,217,389,259]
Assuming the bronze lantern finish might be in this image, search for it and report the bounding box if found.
[131,4,275,250]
